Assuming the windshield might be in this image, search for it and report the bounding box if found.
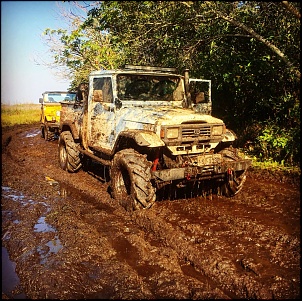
[45,92,76,103]
[117,74,184,101]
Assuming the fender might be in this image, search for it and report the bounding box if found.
[117,130,165,147]
[60,120,80,140]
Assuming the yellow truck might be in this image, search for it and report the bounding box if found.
[39,91,77,141]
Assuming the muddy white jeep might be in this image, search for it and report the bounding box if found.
[59,65,251,210]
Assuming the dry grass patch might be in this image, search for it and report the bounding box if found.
[1,104,41,126]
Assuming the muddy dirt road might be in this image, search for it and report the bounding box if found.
[2,123,300,299]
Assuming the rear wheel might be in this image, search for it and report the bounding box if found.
[110,149,156,211]
[218,147,247,197]
[58,131,82,172]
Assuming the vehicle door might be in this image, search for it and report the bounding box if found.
[189,79,212,115]
[88,76,116,150]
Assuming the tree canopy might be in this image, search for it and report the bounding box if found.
[42,1,300,166]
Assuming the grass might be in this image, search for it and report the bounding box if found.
[250,155,300,177]
[1,104,41,127]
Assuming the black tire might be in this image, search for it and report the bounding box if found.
[110,149,156,211]
[58,131,82,172]
[41,126,45,139]
[44,125,55,141]
[218,147,247,197]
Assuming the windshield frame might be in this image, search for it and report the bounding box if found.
[43,92,77,103]
[116,74,184,102]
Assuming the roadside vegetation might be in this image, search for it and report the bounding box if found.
[1,104,41,127]
[250,155,300,179]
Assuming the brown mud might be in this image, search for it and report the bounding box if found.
[1,123,300,299]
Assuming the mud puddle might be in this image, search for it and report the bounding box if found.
[24,129,40,138]
[2,247,27,299]
[1,185,62,298]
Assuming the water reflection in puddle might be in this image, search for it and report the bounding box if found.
[2,185,63,296]
[25,129,40,138]
[1,182,91,294]
[33,216,63,263]
[34,217,56,233]
[2,186,49,208]
[46,237,62,253]
[2,247,27,299]
[2,186,11,192]
[37,235,63,264]
[58,183,72,198]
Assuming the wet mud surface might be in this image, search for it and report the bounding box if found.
[2,123,300,299]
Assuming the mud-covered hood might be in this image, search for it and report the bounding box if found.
[120,106,223,125]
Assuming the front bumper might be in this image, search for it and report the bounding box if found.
[42,122,60,129]
[152,159,252,182]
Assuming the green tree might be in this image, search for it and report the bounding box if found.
[41,1,125,89]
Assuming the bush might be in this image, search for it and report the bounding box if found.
[254,123,299,166]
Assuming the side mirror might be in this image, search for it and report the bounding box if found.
[115,98,122,109]
[39,98,43,104]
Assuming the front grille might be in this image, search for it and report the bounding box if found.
[182,125,211,138]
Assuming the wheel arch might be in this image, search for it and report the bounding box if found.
[113,130,164,154]
[60,120,80,140]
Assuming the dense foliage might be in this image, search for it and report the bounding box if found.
[43,1,300,167]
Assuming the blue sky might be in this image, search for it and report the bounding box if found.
[1,1,87,105]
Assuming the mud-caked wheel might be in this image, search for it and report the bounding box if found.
[219,147,248,197]
[43,125,55,141]
[58,131,82,172]
[110,148,156,211]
